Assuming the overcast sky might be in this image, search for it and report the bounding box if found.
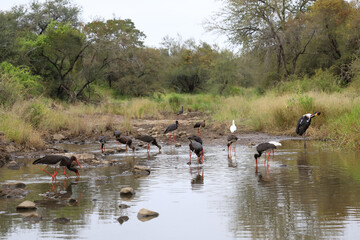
[1,0,229,48]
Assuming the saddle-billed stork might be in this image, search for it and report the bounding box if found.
[296,112,321,147]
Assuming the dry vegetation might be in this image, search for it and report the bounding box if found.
[0,91,360,150]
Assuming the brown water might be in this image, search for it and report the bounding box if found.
[1,139,360,239]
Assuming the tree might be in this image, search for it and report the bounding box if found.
[83,18,146,90]
[208,0,315,80]
[13,0,81,35]
[28,20,88,100]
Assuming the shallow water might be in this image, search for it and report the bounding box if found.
[1,140,360,239]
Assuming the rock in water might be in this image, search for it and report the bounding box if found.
[23,213,42,222]
[137,208,159,222]
[117,216,129,224]
[120,187,135,196]
[132,165,150,176]
[16,200,37,210]
[53,217,70,224]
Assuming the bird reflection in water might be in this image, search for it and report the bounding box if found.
[255,164,271,181]
[227,153,237,168]
[37,179,83,208]
[190,166,204,190]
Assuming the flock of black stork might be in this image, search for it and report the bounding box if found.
[32,105,321,181]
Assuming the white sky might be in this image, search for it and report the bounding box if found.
[1,0,229,49]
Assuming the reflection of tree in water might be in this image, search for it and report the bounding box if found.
[190,167,204,191]
[227,147,360,239]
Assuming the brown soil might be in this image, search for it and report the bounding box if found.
[2,111,294,159]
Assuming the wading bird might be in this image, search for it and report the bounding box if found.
[99,136,107,153]
[33,155,81,180]
[116,136,135,152]
[188,135,202,145]
[254,142,281,166]
[296,112,321,147]
[136,135,161,153]
[194,120,205,136]
[177,106,184,119]
[188,139,204,165]
[227,135,238,152]
[230,120,236,133]
[164,120,180,143]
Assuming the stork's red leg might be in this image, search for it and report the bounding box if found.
[173,133,176,142]
[63,167,69,178]
[42,165,55,181]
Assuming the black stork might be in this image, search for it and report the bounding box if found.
[194,120,205,136]
[296,112,321,147]
[188,139,204,165]
[33,155,81,180]
[254,141,282,166]
[116,136,135,152]
[227,134,238,152]
[177,106,184,119]
[164,120,180,143]
[135,135,161,153]
[99,136,107,153]
[188,135,202,145]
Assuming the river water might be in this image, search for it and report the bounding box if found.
[1,139,360,239]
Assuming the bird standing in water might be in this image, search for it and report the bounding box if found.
[33,155,81,180]
[254,142,281,166]
[99,136,107,153]
[188,139,204,165]
[136,135,161,153]
[227,135,238,153]
[296,112,321,147]
[116,136,135,152]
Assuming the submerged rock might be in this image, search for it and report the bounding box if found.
[0,188,28,199]
[16,200,37,210]
[117,216,129,224]
[132,165,150,176]
[23,213,42,222]
[2,182,26,189]
[119,204,130,209]
[7,160,20,170]
[137,208,159,222]
[53,217,70,224]
[175,143,181,148]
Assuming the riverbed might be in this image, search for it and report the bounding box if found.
[1,139,360,239]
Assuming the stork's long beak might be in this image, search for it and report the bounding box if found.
[75,158,82,168]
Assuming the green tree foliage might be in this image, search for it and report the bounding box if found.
[26,20,88,100]
[0,62,43,107]
[13,0,81,35]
